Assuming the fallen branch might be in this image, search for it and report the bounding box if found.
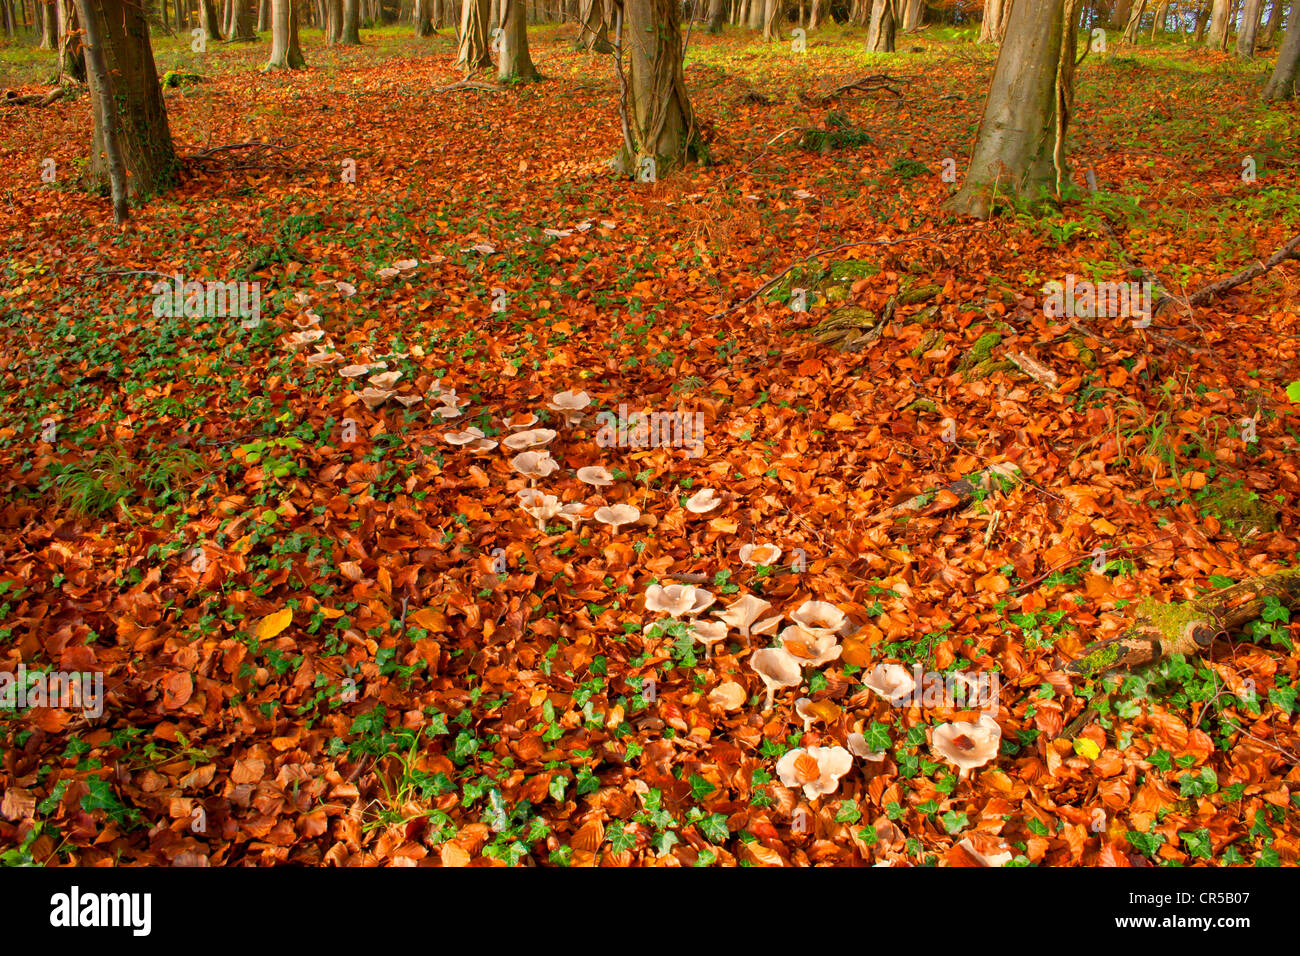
[1154,229,1300,314]
[871,462,1021,522]
[1,86,69,107]
[815,73,906,101]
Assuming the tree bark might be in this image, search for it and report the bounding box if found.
[1121,0,1144,41]
[945,0,1075,219]
[706,0,723,31]
[200,0,223,36]
[265,0,306,67]
[977,0,1007,43]
[866,0,895,50]
[229,0,256,37]
[1263,5,1300,98]
[76,0,177,217]
[1235,0,1263,55]
[1206,0,1229,47]
[456,0,490,69]
[620,0,699,176]
[578,0,610,49]
[900,0,921,30]
[57,0,86,82]
[414,0,434,32]
[761,0,780,39]
[498,0,537,77]
[340,0,360,40]
[258,0,269,30]
[39,0,56,48]
[1262,0,1287,45]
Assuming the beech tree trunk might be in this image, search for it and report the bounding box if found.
[619,0,699,177]
[1206,0,1229,47]
[1235,0,1263,55]
[1121,0,1145,42]
[200,0,223,36]
[258,0,269,30]
[415,0,433,32]
[39,0,56,48]
[229,0,256,37]
[1263,7,1300,98]
[498,0,537,77]
[867,0,895,50]
[265,0,306,67]
[809,0,821,28]
[456,0,490,68]
[761,0,779,39]
[706,0,723,31]
[57,0,85,79]
[340,0,360,40]
[578,0,610,49]
[76,0,177,217]
[900,0,921,30]
[945,0,1074,219]
[1262,0,1287,44]
[977,0,1008,43]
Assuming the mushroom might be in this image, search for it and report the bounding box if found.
[557,502,590,530]
[511,451,560,481]
[690,620,730,657]
[394,394,423,408]
[367,370,401,389]
[520,493,562,531]
[432,403,464,420]
[502,428,557,451]
[335,281,357,296]
[751,615,783,638]
[684,488,722,514]
[305,348,342,366]
[708,681,747,711]
[593,503,640,534]
[713,594,772,640]
[547,389,591,425]
[393,258,418,271]
[577,465,614,488]
[358,387,394,410]
[931,714,1002,778]
[778,625,842,667]
[957,836,1013,867]
[740,543,782,567]
[847,731,887,762]
[791,599,846,635]
[644,584,713,619]
[376,267,400,280]
[863,663,916,704]
[340,364,372,378]
[293,314,320,329]
[750,647,802,711]
[775,746,853,800]
[467,437,498,452]
[444,427,486,447]
[284,329,324,349]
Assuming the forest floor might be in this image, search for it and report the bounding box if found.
[1,24,1298,867]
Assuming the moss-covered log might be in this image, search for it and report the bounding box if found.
[1068,568,1300,678]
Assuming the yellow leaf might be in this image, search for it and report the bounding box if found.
[1073,737,1100,760]
[826,412,855,431]
[256,608,293,641]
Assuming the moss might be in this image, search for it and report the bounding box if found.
[910,329,943,358]
[1070,335,1097,370]
[1137,598,1206,642]
[906,398,938,414]
[899,283,941,306]
[1198,480,1280,537]
[959,332,1005,378]
[826,259,879,283]
[1073,641,1124,675]
[966,358,1014,380]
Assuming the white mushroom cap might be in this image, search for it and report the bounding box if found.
[502,428,557,451]
[691,620,729,656]
[778,625,842,667]
[520,493,562,530]
[751,615,783,637]
[847,732,887,762]
[503,412,539,431]
[510,450,560,480]
[684,488,722,514]
[957,837,1013,867]
[577,466,614,488]
[713,594,773,639]
[444,427,486,447]
[557,502,590,529]
[740,543,783,567]
[775,745,853,800]
[358,387,395,410]
[750,647,802,710]
[645,584,714,618]
[368,370,402,389]
[791,599,847,635]
[931,714,1002,778]
[340,364,371,378]
[547,389,591,424]
[863,663,916,704]
[593,503,640,534]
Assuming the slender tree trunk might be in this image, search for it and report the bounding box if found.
[747,0,762,28]
[619,0,699,176]
[706,0,723,30]
[1121,0,1145,41]
[264,0,306,66]
[1262,0,1287,44]
[977,0,1004,43]
[1207,0,1229,46]
[761,0,779,39]
[1235,0,1263,54]
[257,0,268,29]
[39,0,55,47]
[56,0,85,80]
[1149,0,1169,38]
[808,0,820,28]
[200,0,222,35]
[76,0,177,218]
[414,0,433,32]
[229,0,255,36]
[456,0,490,68]
[945,0,1075,219]
[578,0,610,48]
[1109,0,1132,26]
[1263,6,1300,97]
[498,0,537,76]
[900,0,921,29]
[867,0,895,49]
